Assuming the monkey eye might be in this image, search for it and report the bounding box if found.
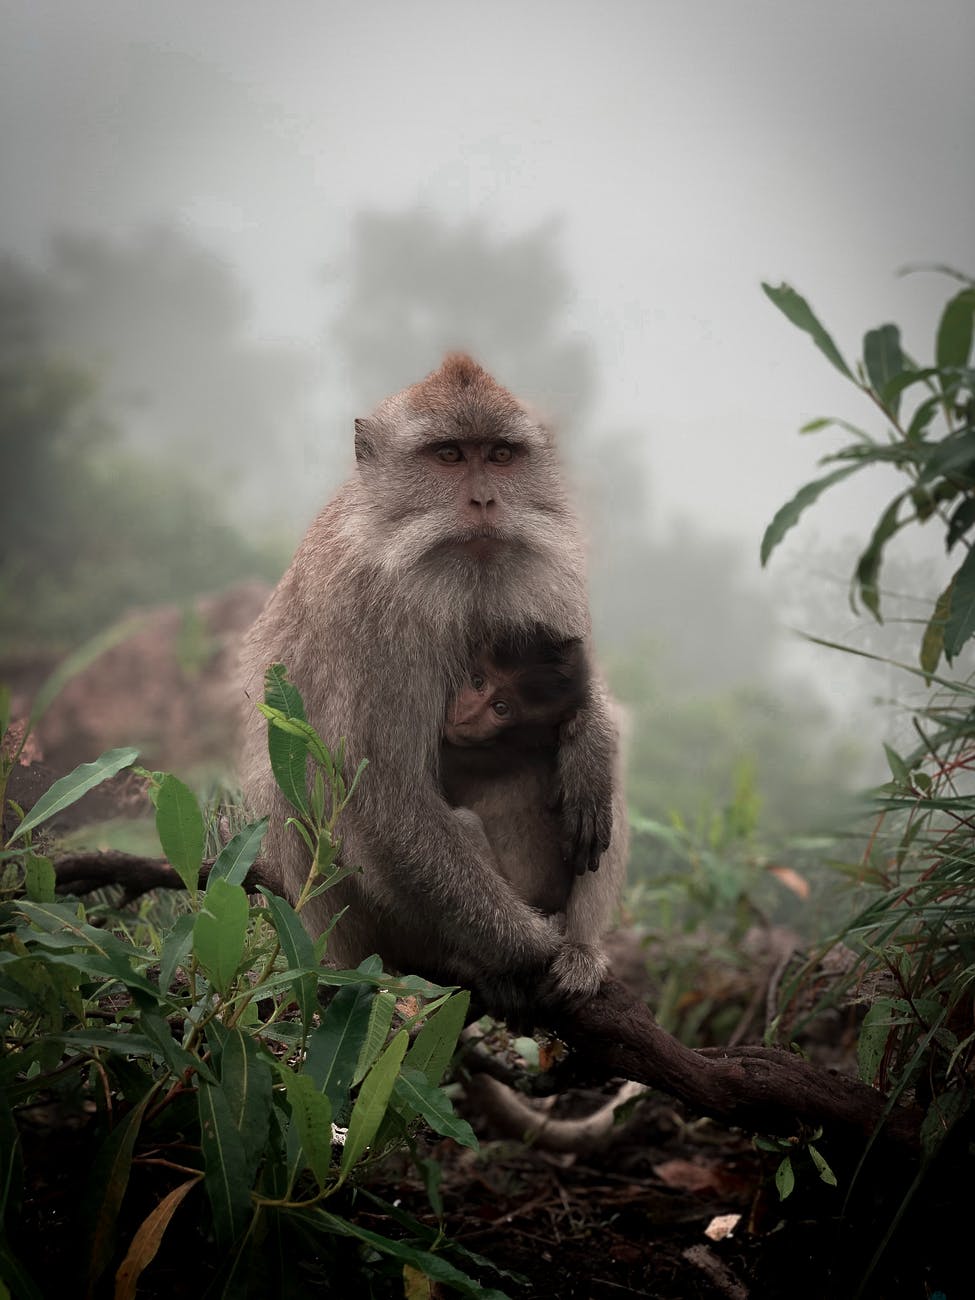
[435,444,463,464]
[471,674,486,690]
[488,443,514,464]
[492,700,510,717]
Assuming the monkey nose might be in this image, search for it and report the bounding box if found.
[469,495,497,520]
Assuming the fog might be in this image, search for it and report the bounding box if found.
[2,0,972,784]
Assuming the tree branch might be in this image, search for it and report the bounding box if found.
[49,852,922,1151]
[545,977,921,1151]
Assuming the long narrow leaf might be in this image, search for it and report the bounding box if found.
[863,324,904,415]
[257,888,317,1028]
[7,748,139,842]
[936,287,975,373]
[197,1079,253,1245]
[277,1067,334,1189]
[154,775,205,894]
[853,493,906,620]
[943,545,975,662]
[762,282,855,380]
[211,1028,273,1183]
[304,982,375,1115]
[114,1177,201,1300]
[82,1094,151,1292]
[393,1069,478,1150]
[263,664,309,816]
[340,1029,409,1175]
[402,991,470,1087]
[294,1207,512,1299]
[761,464,864,565]
[193,879,249,995]
[208,818,268,888]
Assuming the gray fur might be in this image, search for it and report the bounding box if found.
[239,355,627,1018]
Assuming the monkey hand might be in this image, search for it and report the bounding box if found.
[541,941,609,1006]
[553,745,613,875]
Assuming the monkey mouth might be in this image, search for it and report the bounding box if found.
[451,529,505,559]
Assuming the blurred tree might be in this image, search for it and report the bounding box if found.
[332,209,595,440]
[36,226,319,517]
[0,254,279,654]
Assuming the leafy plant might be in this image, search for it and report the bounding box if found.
[763,273,975,1286]
[0,665,501,1298]
[761,270,975,674]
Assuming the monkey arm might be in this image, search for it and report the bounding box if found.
[350,766,563,972]
[554,674,618,874]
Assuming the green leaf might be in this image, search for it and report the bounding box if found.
[863,324,904,415]
[882,744,911,788]
[921,580,953,678]
[858,999,896,1084]
[0,685,9,740]
[23,853,55,904]
[208,818,268,888]
[340,1029,409,1176]
[263,664,310,816]
[760,464,864,565]
[393,1069,478,1150]
[0,1092,23,1223]
[919,1090,971,1159]
[943,545,975,662]
[762,282,855,380]
[774,1155,795,1200]
[193,879,249,995]
[154,774,205,894]
[946,496,975,551]
[353,989,397,1085]
[82,1094,150,1292]
[305,982,376,1116]
[916,429,975,484]
[139,1010,214,1083]
[402,992,470,1087]
[197,1078,253,1245]
[294,1206,511,1299]
[158,912,195,994]
[211,1027,273,1183]
[277,1066,334,1188]
[257,887,317,1028]
[7,748,139,843]
[936,287,975,374]
[808,1144,838,1187]
[853,494,905,621]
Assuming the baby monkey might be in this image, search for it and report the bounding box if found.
[440,633,592,918]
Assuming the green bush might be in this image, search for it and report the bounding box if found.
[0,666,503,1299]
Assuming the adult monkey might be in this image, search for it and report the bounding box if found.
[240,355,625,1021]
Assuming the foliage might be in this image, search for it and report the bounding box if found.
[0,666,499,1298]
[625,759,836,1044]
[763,272,975,1277]
[761,270,975,675]
[0,253,283,654]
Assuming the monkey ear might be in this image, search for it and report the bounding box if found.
[354,418,375,463]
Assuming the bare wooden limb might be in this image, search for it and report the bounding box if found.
[52,850,275,899]
[48,852,922,1152]
[545,977,921,1150]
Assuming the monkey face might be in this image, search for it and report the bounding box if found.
[351,356,567,571]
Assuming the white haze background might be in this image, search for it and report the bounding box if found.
[2,0,972,745]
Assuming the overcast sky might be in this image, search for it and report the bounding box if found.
[2,0,972,569]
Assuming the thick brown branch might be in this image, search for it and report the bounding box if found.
[545,977,921,1151]
[46,855,923,1152]
[53,850,275,901]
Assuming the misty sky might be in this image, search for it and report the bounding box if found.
[1,0,972,568]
